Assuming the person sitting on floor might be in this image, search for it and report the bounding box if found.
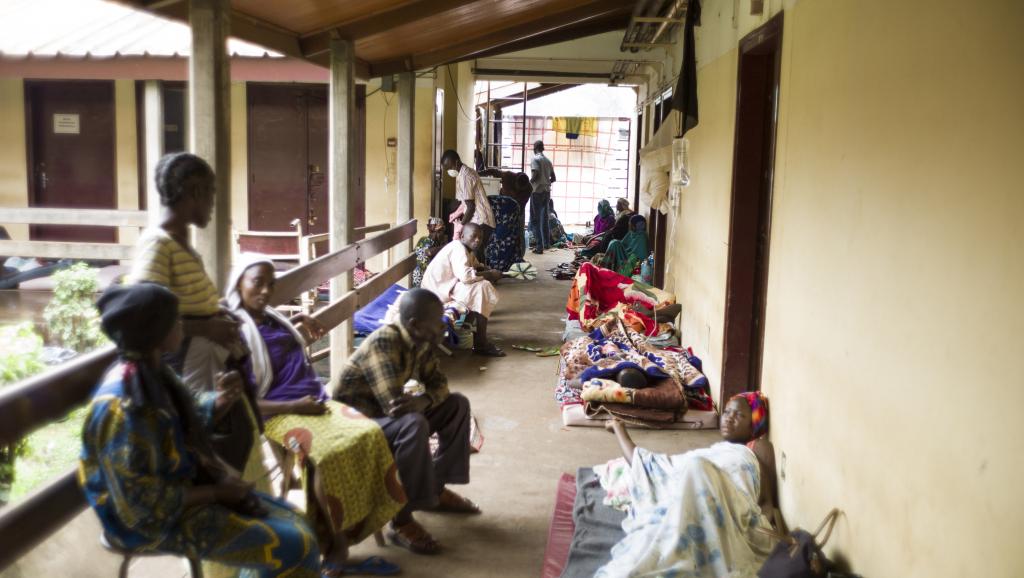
[593,199,616,236]
[333,288,481,556]
[225,254,406,577]
[80,283,322,577]
[413,217,448,287]
[421,222,506,357]
[579,198,635,259]
[596,391,780,577]
[601,214,650,278]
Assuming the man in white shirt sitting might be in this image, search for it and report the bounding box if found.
[421,223,506,357]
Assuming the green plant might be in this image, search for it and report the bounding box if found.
[42,263,107,352]
[0,322,46,505]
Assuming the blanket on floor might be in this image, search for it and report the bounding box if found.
[566,262,675,337]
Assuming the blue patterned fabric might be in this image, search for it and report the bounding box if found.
[79,361,321,577]
[485,195,521,272]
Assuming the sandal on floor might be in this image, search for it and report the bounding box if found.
[388,521,441,555]
[322,561,345,577]
[473,344,506,357]
[430,488,482,514]
[341,556,400,576]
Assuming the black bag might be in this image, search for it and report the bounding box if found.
[757,509,840,578]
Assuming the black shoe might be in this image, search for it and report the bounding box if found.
[532,249,543,254]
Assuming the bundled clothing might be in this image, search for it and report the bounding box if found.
[555,323,712,427]
[567,262,674,337]
[422,239,499,318]
[226,256,406,543]
[80,284,320,577]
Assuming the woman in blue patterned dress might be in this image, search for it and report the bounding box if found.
[484,194,521,272]
[79,283,321,577]
[412,217,448,287]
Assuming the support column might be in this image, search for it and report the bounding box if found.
[143,81,164,229]
[328,37,357,379]
[395,71,415,281]
[189,0,232,289]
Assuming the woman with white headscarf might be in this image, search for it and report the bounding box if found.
[226,254,405,577]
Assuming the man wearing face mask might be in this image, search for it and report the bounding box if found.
[441,149,495,264]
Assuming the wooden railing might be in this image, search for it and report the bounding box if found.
[0,219,417,571]
[0,208,148,261]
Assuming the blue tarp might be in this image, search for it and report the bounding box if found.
[354,284,406,336]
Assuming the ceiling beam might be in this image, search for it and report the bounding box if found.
[369,0,633,77]
[468,13,629,61]
[299,0,479,59]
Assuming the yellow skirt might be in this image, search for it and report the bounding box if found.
[264,401,406,543]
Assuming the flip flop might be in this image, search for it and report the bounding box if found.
[321,561,345,577]
[341,556,400,576]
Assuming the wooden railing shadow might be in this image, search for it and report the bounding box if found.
[0,219,417,571]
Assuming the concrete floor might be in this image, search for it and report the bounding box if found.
[2,248,721,578]
[342,248,721,577]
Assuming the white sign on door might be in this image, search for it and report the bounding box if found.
[53,113,80,134]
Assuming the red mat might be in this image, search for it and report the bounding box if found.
[541,473,578,578]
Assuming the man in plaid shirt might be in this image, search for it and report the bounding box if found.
[334,288,478,555]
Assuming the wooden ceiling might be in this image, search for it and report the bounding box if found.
[117,0,637,78]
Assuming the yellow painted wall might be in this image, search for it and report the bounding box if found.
[658,0,1024,575]
[363,82,438,272]
[0,79,29,240]
[113,79,140,246]
[229,81,248,233]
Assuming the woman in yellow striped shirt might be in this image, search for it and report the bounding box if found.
[128,153,260,474]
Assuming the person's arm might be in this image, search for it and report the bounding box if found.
[462,200,475,225]
[418,350,451,409]
[549,162,556,184]
[604,418,637,465]
[257,395,327,417]
[750,438,779,519]
[453,244,483,284]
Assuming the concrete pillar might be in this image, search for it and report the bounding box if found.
[395,71,415,280]
[328,36,357,379]
[188,0,232,289]
[143,81,164,229]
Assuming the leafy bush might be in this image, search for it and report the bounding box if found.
[42,263,107,352]
[0,322,46,505]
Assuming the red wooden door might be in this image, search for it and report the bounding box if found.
[247,84,328,235]
[27,81,117,243]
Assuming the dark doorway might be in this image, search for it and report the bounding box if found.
[721,13,783,399]
[26,81,117,243]
[135,81,186,210]
[247,84,330,236]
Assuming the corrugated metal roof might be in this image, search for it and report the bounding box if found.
[0,0,280,58]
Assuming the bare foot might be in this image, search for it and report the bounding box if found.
[320,532,350,577]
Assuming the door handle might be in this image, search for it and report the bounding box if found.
[37,163,48,190]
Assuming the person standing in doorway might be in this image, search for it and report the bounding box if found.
[441,150,495,265]
[529,140,556,254]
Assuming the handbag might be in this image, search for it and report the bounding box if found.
[757,508,841,578]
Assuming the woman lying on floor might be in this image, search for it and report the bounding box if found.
[80,283,322,577]
[226,255,405,577]
[595,391,781,577]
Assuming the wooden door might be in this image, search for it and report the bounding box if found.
[721,13,783,399]
[27,81,117,243]
[247,84,329,235]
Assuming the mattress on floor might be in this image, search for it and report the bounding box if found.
[541,473,577,578]
[559,467,626,578]
[561,403,719,430]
